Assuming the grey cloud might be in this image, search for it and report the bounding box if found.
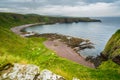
[0,0,84,9]
[43,0,83,6]
[0,0,118,9]
[85,0,119,3]
[0,0,120,17]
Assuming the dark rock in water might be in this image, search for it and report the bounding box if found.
[85,53,109,68]
[79,40,94,50]
[85,56,101,68]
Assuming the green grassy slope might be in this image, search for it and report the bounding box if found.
[103,30,120,57]
[0,12,101,28]
[0,12,120,80]
[0,12,43,28]
[102,30,120,65]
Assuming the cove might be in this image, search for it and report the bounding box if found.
[25,17,120,57]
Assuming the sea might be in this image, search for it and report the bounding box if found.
[25,17,120,57]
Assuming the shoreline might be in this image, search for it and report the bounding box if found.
[11,22,45,37]
[28,33,95,53]
[11,23,95,68]
[44,40,95,68]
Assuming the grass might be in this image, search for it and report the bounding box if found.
[0,12,120,80]
[103,29,120,58]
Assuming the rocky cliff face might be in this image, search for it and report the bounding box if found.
[47,17,101,24]
[102,30,120,64]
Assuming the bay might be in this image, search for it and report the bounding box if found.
[25,17,120,57]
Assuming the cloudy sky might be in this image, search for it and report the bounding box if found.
[0,0,120,17]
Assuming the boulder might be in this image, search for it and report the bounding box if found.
[0,64,65,80]
[38,69,65,80]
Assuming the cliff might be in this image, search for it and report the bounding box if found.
[0,12,101,28]
[102,29,120,64]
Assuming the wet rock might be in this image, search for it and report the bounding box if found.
[79,40,94,50]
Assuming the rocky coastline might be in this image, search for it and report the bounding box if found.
[28,33,95,53]
[11,23,96,68]
[30,33,106,68]
[11,22,95,55]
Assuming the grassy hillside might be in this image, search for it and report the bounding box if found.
[0,12,101,29]
[0,12,44,28]
[0,12,120,80]
[102,30,120,64]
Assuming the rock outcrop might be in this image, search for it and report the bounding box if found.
[0,63,65,80]
[39,69,65,80]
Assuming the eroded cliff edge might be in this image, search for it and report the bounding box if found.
[102,29,120,64]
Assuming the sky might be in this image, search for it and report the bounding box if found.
[0,0,120,17]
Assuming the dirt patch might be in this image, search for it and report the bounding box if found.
[44,40,95,68]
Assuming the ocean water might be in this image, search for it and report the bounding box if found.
[25,17,120,57]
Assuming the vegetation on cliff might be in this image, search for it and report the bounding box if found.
[102,30,120,64]
[0,12,101,28]
[0,12,120,80]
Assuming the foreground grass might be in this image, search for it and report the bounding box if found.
[0,12,120,80]
[1,29,120,80]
